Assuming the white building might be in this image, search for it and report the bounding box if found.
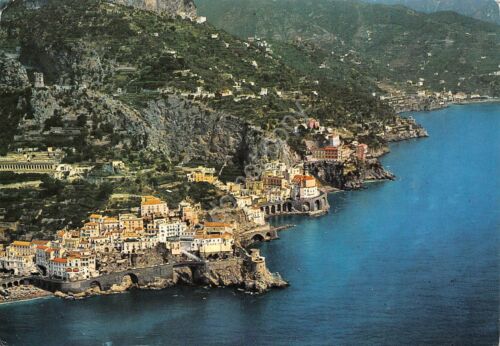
[158,221,188,242]
[48,258,68,280]
[197,233,234,257]
[244,207,266,226]
[141,196,169,218]
[291,175,320,200]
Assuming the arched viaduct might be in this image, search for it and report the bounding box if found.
[240,227,279,247]
[30,264,175,294]
[1,277,30,290]
[260,193,330,217]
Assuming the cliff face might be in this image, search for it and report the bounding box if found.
[0,56,30,90]
[174,255,288,294]
[1,0,196,17]
[112,0,196,18]
[307,159,395,190]
[12,86,295,165]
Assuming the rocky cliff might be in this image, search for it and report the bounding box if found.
[0,56,30,90]
[10,84,294,166]
[174,254,288,294]
[0,0,196,17]
[307,159,395,190]
[112,0,196,18]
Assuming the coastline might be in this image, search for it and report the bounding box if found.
[0,291,53,306]
[397,98,500,114]
[1,102,490,303]
[1,103,498,345]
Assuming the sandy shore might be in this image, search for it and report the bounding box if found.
[0,285,52,306]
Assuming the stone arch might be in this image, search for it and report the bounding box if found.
[265,232,273,241]
[302,202,311,212]
[37,264,47,276]
[7,282,13,288]
[315,199,322,211]
[271,205,276,214]
[90,281,102,292]
[285,202,292,212]
[265,206,270,215]
[277,204,282,213]
[252,234,265,243]
[13,281,19,287]
[124,273,139,285]
[1,283,7,289]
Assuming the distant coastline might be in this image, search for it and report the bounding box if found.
[397,97,500,114]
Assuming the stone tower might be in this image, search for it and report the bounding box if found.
[250,248,266,274]
[34,72,44,88]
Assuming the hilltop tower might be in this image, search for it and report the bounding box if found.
[33,72,44,88]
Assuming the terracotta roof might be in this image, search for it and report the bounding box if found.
[293,175,315,182]
[12,241,31,247]
[52,258,67,264]
[195,232,233,240]
[36,245,49,251]
[89,214,102,219]
[204,222,232,228]
[141,199,165,206]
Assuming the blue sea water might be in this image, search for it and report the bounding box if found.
[0,104,499,346]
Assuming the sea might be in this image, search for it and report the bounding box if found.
[0,103,498,345]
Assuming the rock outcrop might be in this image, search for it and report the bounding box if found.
[11,85,297,166]
[111,0,197,18]
[307,159,395,190]
[0,55,30,90]
[2,0,197,18]
[174,249,288,294]
[192,258,287,294]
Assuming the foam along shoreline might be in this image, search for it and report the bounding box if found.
[0,290,53,306]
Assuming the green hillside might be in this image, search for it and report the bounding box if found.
[196,0,500,96]
[363,0,500,25]
[0,0,395,124]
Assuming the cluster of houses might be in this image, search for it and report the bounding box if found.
[186,160,324,216]
[0,196,238,281]
[295,118,369,162]
[379,88,489,113]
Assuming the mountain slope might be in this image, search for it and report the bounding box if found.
[0,0,402,164]
[362,0,500,25]
[196,0,500,96]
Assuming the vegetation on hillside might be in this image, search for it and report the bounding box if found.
[0,0,399,140]
[363,0,500,25]
[196,0,500,96]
